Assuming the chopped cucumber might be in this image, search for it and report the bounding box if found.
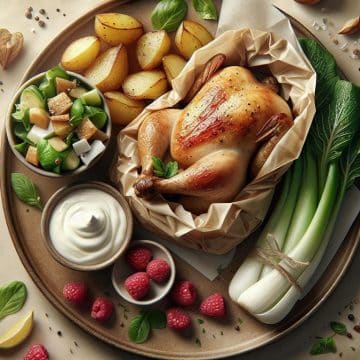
[63,150,80,171]
[69,87,87,99]
[20,85,45,110]
[81,89,102,106]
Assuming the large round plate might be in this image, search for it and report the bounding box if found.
[1,1,359,359]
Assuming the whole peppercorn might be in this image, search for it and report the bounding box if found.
[354,325,360,333]
[39,9,46,15]
[38,20,45,28]
[348,314,355,321]
[346,332,353,339]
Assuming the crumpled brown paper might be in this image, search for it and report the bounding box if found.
[111,28,316,254]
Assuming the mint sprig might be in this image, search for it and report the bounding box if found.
[152,156,179,178]
[310,336,336,355]
[128,309,166,343]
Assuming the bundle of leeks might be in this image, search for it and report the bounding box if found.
[229,38,360,324]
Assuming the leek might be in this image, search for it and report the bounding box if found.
[228,38,360,324]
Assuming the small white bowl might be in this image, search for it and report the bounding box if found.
[112,240,176,306]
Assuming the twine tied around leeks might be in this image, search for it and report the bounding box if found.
[254,234,309,292]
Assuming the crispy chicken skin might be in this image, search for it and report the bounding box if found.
[135,57,293,214]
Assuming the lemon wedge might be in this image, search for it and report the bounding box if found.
[0,310,34,348]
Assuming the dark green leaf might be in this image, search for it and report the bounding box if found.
[165,161,179,178]
[152,156,179,178]
[128,314,151,343]
[310,336,336,355]
[146,310,166,329]
[0,281,27,320]
[152,156,167,177]
[13,123,32,144]
[11,173,43,210]
[197,318,204,324]
[330,321,347,335]
[340,135,360,191]
[12,108,30,131]
[193,0,218,20]
[84,106,107,129]
[65,132,79,146]
[151,0,188,32]
[70,98,84,119]
[299,38,339,110]
[14,142,29,156]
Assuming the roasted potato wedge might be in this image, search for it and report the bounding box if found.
[104,91,145,125]
[122,70,167,100]
[84,45,128,92]
[61,36,101,72]
[175,20,213,59]
[162,54,187,82]
[136,30,171,70]
[95,13,144,46]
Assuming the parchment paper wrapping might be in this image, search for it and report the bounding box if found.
[111,27,316,254]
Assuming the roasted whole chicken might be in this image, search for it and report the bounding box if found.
[134,55,293,214]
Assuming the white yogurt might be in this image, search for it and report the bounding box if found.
[49,188,127,265]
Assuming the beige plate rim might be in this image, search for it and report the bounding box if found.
[1,1,359,359]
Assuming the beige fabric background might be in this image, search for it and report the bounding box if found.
[0,0,359,359]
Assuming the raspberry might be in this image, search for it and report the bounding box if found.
[124,272,150,300]
[200,293,226,318]
[146,259,171,283]
[126,246,153,271]
[62,282,88,306]
[24,344,49,360]
[91,297,114,322]
[170,280,197,306]
[166,308,191,330]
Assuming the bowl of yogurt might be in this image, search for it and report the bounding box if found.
[41,181,133,271]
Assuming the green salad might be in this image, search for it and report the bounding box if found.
[11,66,109,174]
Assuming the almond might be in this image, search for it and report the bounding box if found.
[338,16,360,35]
[0,29,24,69]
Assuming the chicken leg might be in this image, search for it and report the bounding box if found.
[134,149,250,213]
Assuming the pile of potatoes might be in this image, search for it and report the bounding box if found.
[60,13,214,126]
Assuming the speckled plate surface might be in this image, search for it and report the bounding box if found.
[1,1,359,359]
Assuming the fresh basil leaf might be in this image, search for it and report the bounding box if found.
[193,0,218,20]
[128,314,151,343]
[11,173,43,210]
[310,336,336,355]
[330,321,347,335]
[151,0,188,32]
[0,281,27,320]
[152,156,166,177]
[145,310,167,329]
[70,98,84,119]
[165,161,179,178]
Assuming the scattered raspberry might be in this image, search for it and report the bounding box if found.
[170,280,197,306]
[62,282,88,306]
[146,259,171,283]
[91,297,114,322]
[24,344,49,360]
[166,307,191,330]
[124,272,150,300]
[200,293,226,318]
[126,246,153,271]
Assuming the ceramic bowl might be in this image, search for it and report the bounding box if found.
[41,181,133,271]
[112,240,176,306]
[5,71,111,177]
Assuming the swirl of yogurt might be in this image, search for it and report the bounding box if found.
[49,188,127,265]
